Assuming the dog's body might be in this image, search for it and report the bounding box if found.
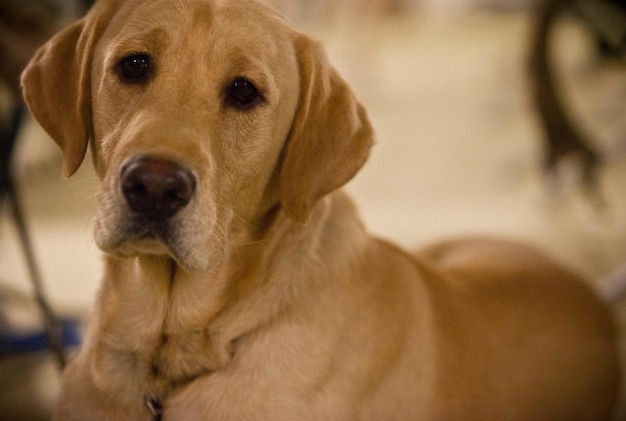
[21,0,619,419]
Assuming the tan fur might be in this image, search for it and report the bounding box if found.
[22,0,619,419]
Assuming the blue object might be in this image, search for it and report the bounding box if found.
[0,318,81,355]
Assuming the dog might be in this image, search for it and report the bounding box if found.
[21,0,620,419]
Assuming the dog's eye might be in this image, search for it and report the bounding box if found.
[117,54,151,83]
[226,78,262,108]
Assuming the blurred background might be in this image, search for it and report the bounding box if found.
[2,0,626,418]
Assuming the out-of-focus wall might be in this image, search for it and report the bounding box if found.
[262,0,535,22]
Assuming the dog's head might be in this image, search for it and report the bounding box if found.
[21,0,373,272]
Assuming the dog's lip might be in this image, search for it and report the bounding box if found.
[104,223,174,259]
[128,216,174,243]
[97,214,171,251]
[114,237,170,259]
[123,217,161,239]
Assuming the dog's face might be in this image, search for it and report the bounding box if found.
[22,0,373,273]
[89,0,302,271]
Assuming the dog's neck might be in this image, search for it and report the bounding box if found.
[86,191,368,403]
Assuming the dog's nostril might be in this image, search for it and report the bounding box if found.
[121,156,196,220]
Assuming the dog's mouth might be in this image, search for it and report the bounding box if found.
[99,214,178,257]
[97,209,224,274]
[126,218,173,251]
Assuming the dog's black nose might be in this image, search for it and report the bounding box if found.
[121,156,196,220]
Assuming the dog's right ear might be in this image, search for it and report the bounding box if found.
[280,36,374,223]
[21,8,108,178]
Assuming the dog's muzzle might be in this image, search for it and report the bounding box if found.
[121,156,196,221]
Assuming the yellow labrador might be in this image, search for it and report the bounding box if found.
[22,0,619,419]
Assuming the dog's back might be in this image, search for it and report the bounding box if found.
[413,238,620,420]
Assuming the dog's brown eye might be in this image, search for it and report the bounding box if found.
[117,54,151,83]
[227,78,261,108]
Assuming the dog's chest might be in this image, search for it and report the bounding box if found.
[98,261,235,398]
[148,329,231,386]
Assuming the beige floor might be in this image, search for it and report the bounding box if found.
[2,9,626,419]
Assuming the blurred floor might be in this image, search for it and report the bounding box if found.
[2,8,626,419]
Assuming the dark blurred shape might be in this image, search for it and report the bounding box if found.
[573,0,626,53]
[0,0,92,97]
[0,0,92,369]
[529,0,626,204]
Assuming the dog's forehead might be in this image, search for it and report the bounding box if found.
[94,0,297,89]
[101,0,293,49]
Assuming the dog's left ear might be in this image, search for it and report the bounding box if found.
[280,36,374,223]
[21,3,112,178]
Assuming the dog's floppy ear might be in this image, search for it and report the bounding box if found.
[21,7,109,178]
[280,36,374,223]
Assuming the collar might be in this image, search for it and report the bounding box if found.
[146,397,163,421]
